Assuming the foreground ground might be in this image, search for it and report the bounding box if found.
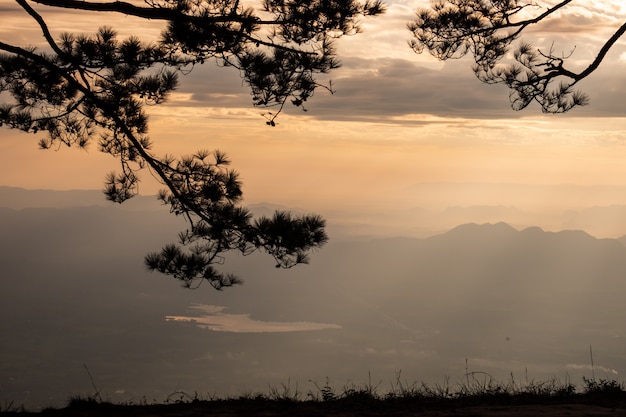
[4,378,626,416]
[3,399,626,416]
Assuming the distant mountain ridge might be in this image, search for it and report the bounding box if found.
[0,185,150,209]
[438,221,625,247]
[0,186,314,215]
[4,185,626,239]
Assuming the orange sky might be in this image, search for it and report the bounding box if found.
[2,0,626,228]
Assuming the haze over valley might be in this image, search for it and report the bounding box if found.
[2,186,626,409]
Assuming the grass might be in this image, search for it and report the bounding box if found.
[3,372,625,416]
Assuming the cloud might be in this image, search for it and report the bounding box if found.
[5,0,625,122]
[527,10,617,34]
[1,1,163,45]
[306,0,626,121]
[566,363,619,375]
[160,37,626,122]
[308,58,516,120]
[166,304,342,333]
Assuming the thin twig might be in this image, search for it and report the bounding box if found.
[83,363,103,402]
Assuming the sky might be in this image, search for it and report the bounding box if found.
[2,0,626,223]
[3,2,626,408]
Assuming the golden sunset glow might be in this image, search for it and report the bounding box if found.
[2,0,626,217]
[4,2,626,409]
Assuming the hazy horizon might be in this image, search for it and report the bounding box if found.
[5,183,626,240]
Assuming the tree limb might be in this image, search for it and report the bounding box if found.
[575,21,626,80]
[30,0,258,23]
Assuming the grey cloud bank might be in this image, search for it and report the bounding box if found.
[3,0,625,121]
[154,0,626,121]
[164,50,626,122]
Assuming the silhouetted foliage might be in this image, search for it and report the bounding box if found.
[408,1,626,113]
[0,0,381,288]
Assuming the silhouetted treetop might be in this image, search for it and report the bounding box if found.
[409,1,626,113]
[0,0,379,288]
